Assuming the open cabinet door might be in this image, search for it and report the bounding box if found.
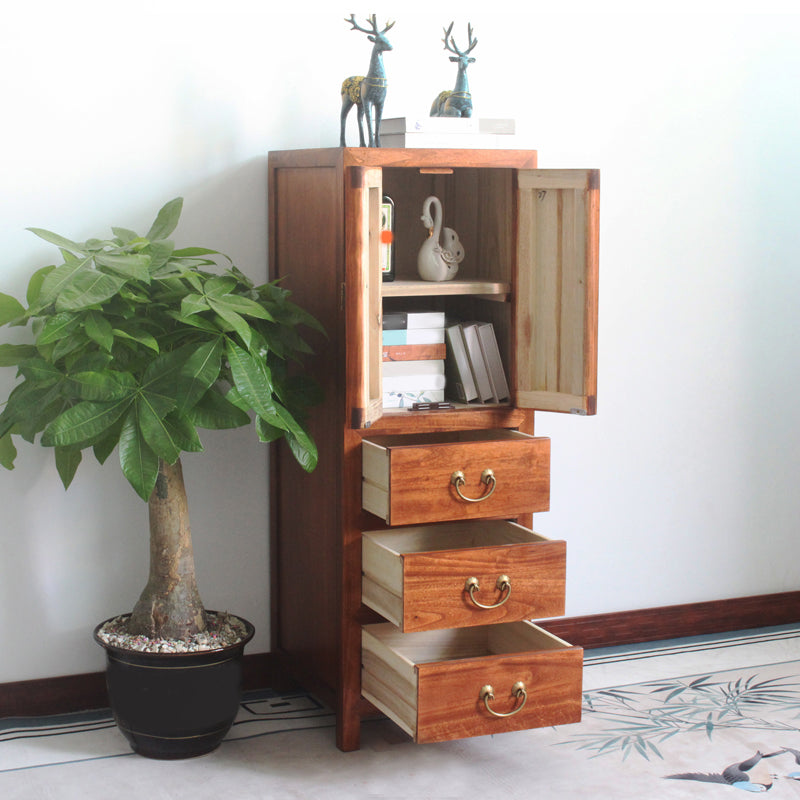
[515,169,600,415]
[347,166,384,428]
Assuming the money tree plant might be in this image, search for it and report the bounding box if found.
[0,198,321,642]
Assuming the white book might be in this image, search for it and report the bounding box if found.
[382,328,445,346]
[380,117,516,135]
[381,132,516,150]
[382,360,445,378]
[445,324,478,403]
[461,323,494,402]
[382,372,447,393]
[383,390,445,408]
[406,311,446,329]
[475,322,510,402]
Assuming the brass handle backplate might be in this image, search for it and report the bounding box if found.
[480,681,527,718]
[464,575,511,609]
[451,468,496,503]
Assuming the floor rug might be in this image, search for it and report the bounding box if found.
[3,627,800,799]
[551,657,800,795]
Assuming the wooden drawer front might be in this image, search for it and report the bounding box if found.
[362,622,582,744]
[362,521,565,632]
[362,430,550,525]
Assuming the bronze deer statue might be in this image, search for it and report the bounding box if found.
[430,22,478,118]
[340,15,395,148]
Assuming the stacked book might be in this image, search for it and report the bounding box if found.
[445,321,510,404]
[382,311,446,407]
[379,117,516,149]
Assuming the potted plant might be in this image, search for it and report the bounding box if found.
[0,198,322,758]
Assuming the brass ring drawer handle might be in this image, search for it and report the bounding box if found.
[451,469,496,503]
[464,575,511,609]
[480,681,528,718]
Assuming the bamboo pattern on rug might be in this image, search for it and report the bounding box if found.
[556,661,800,792]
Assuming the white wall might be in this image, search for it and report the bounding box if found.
[1,2,798,683]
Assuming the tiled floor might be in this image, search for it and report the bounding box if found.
[2,625,800,799]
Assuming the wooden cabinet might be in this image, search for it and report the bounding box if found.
[268,148,599,751]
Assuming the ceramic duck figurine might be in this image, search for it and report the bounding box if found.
[417,196,464,281]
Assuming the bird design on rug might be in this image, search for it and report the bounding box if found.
[665,750,783,792]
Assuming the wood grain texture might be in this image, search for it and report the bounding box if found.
[515,169,599,415]
[362,431,550,525]
[362,521,565,632]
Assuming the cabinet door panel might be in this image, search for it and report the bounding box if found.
[516,169,599,415]
[347,166,384,428]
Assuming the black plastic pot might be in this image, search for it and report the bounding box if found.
[93,614,255,759]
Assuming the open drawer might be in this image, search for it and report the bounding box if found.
[362,521,566,632]
[362,430,550,526]
[362,622,582,743]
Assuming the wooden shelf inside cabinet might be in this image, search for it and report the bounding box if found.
[382,279,511,301]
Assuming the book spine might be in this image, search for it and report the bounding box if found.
[444,324,478,403]
[461,324,494,402]
[383,344,446,362]
[382,328,445,346]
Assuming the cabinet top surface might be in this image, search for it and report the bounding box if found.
[268,147,538,170]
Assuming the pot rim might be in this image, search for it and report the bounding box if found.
[93,611,255,659]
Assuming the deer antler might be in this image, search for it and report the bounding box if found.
[345,14,394,35]
[443,21,478,57]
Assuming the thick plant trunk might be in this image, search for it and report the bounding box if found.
[128,458,208,639]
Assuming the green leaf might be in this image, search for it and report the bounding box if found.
[255,416,283,443]
[94,253,151,282]
[42,397,131,447]
[204,276,238,297]
[26,265,56,306]
[137,396,182,463]
[111,227,139,244]
[83,311,114,352]
[55,446,82,489]
[211,293,274,322]
[0,293,26,326]
[55,270,128,312]
[175,338,223,413]
[160,412,203,453]
[188,388,250,429]
[112,326,159,353]
[225,341,275,420]
[0,433,17,470]
[145,240,175,271]
[145,197,183,241]
[68,370,136,401]
[27,227,84,252]
[172,246,221,258]
[38,256,92,305]
[19,358,64,386]
[165,310,220,334]
[36,312,79,345]
[272,402,318,472]
[211,303,251,348]
[51,330,89,363]
[0,344,38,367]
[180,293,210,317]
[283,425,318,472]
[118,407,159,501]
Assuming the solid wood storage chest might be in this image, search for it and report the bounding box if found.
[268,147,599,751]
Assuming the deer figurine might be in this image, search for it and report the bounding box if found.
[340,15,395,148]
[430,22,478,118]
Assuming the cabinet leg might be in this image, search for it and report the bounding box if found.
[336,708,361,752]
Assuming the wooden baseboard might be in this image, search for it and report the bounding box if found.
[0,652,274,719]
[3,592,800,719]
[540,591,800,649]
